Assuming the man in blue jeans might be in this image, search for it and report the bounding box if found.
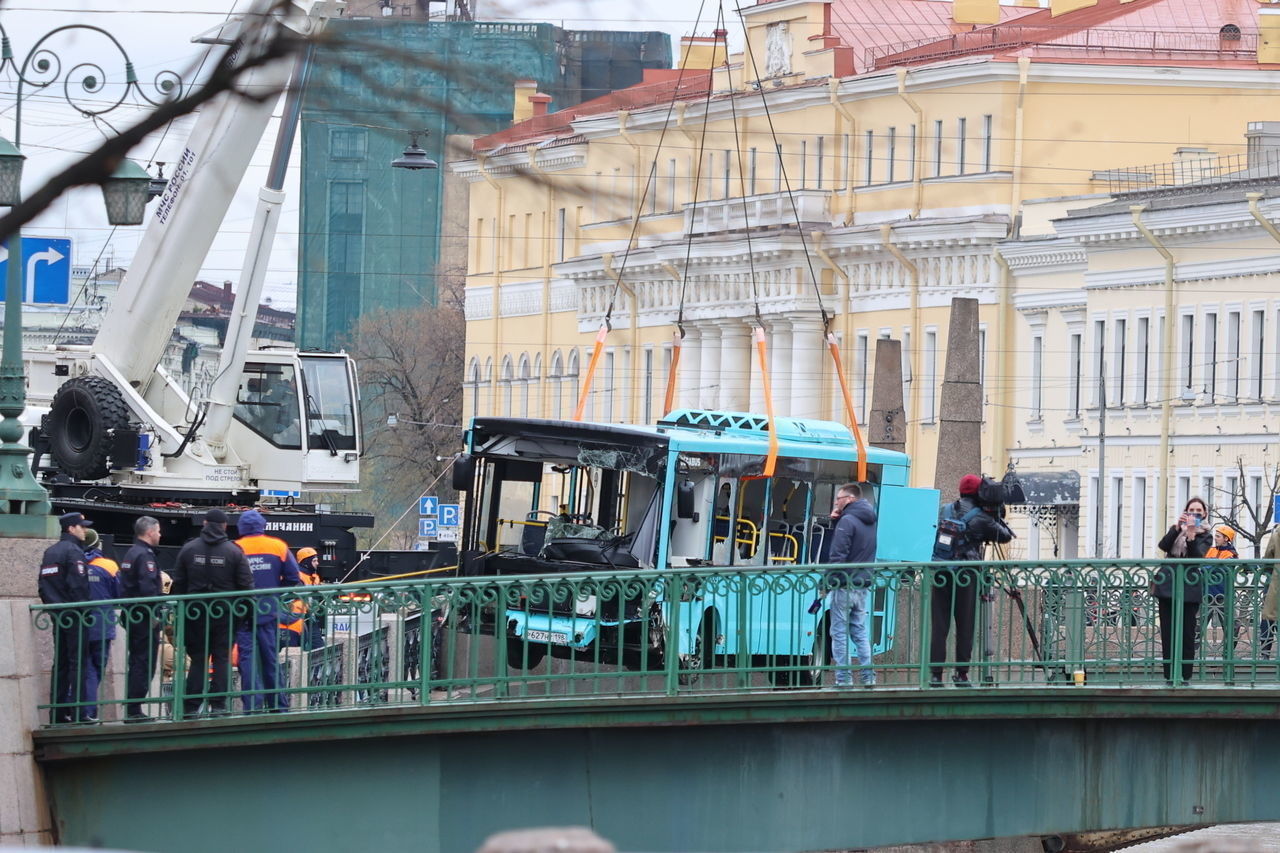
[823,483,879,687]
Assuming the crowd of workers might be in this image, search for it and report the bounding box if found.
[37,509,324,724]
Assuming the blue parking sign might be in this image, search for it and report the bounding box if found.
[0,237,72,304]
[419,517,438,537]
[439,504,460,527]
[419,496,439,516]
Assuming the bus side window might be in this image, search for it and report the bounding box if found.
[736,478,768,564]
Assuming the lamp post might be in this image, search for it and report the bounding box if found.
[0,23,180,537]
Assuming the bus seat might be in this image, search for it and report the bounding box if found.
[520,512,551,556]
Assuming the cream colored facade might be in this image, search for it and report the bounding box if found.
[455,0,1280,551]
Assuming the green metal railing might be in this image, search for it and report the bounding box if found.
[30,559,1280,726]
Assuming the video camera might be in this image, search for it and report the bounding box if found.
[975,471,1026,510]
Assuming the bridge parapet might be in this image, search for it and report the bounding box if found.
[28,558,1280,725]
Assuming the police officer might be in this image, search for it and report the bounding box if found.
[171,509,253,717]
[39,512,93,723]
[119,516,164,722]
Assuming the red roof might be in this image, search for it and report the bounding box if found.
[475,69,712,152]
[475,0,1273,152]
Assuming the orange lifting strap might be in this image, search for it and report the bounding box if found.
[825,331,868,483]
[572,323,610,422]
[662,329,683,417]
[754,327,778,478]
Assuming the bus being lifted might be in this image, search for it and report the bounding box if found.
[457,409,940,682]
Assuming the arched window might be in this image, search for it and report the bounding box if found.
[566,348,581,418]
[549,350,564,419]
[466,358,481,419]
[501,356,514,417]
[483,358,494,415]
[518,353,531,418]
[1220,23,1242,41]
[531,353,543,418]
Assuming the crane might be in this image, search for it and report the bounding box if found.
[25,0,360,505]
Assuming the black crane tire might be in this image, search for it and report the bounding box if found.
[47,376,130,481]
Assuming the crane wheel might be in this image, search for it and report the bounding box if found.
[47,377,130,480]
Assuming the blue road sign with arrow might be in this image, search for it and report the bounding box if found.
[0,237,72,304]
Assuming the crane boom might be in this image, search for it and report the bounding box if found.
[94,0,331,390]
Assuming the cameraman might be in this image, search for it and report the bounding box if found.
[930,474,1013,687]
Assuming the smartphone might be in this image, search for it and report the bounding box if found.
[1192,514,1204,527]
[807,599,823,615]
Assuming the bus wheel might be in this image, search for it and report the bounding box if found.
[506,638,546,670]
[798,628,831,687]
[677,613,716,686]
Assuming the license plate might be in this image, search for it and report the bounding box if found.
[525,630,568,644]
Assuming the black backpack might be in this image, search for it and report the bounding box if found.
[932,503,984,562]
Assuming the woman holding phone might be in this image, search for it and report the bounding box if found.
[1154,496,1214,684]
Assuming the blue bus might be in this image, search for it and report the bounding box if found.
[455,409,939,684]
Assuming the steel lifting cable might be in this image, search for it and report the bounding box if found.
[735,7,867,482]
[574,0,713,422]
[723,9,777,478]
[661,24,721,417]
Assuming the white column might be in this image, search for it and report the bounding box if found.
[718,321,752,412]
[790,317,825,419]
[678,326,702,411]
[698,324,722,411]
[769,319,793,417]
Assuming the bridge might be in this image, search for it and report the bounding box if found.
[23,559,1280,851]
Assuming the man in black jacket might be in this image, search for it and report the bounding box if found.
[119,516,164,722]
[823,483,879,687]
[39,512,94,723]
[931,475,1013,687]
[171,509,253,716]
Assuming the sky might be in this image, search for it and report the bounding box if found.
[2,0,718,313]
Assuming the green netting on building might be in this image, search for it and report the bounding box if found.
[298,20,670,351]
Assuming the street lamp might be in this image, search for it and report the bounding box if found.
[0,24,182,536]
[391,130,439,171]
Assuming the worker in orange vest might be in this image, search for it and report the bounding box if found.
[81,528,119,723]
[278,547,325,650]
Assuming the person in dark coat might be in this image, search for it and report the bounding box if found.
[81,528,119,724]
[39,512,93,723]
[170,509,253,716]
[930,475,1013,687]
[118,516,164,722]
[1154,495,1213,684]
[823,483,879,687]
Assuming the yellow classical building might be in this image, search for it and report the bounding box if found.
[455,0,1280,556]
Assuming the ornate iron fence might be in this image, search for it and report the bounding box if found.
[30,559,1280,726]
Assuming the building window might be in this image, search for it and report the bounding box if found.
[643,347,654,424]
[723,148,732,198]
[602,350,615,422]
[1069,332,1083,417]
[957,117,967,174]
[1204,311,1218,399]
[518,355,531,418]
[923,329,938,423]
[1202,475,1216,517]
[798,140,807,189]
[566,349,581,418]
[1113,318,1127,406]
[1137,316,1151,405]
[908,124,917,181]
[856,332,869,421]
[549,351,564,420]
[468,359,481,419]
[1176,475,1190,512]
[329,127,368,160]
[501,357,514,417]
[775,143,783,192]
[1092,319,1105,408]
[1180,313,1195,392]
[1252,308,1265,399]
[1111,475,1124,558]
[982,114,993,172]
[842,134,851,189]
[863,130,874,186]
[1227,311,1241,401]
[555,207,566,262]
[932,119,943,177]
[1031,334,1043,418]
[1132,476,1147,557]
[902,329,912,422]
[326,180,364,338]
[816,136,825,189]
[887,127,897,183]
[748,148,758,195]
[978,326,987,386]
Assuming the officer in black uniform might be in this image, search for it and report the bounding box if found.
[119,515,164,722]
[39,512,93,723]
[170,509,253,716]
